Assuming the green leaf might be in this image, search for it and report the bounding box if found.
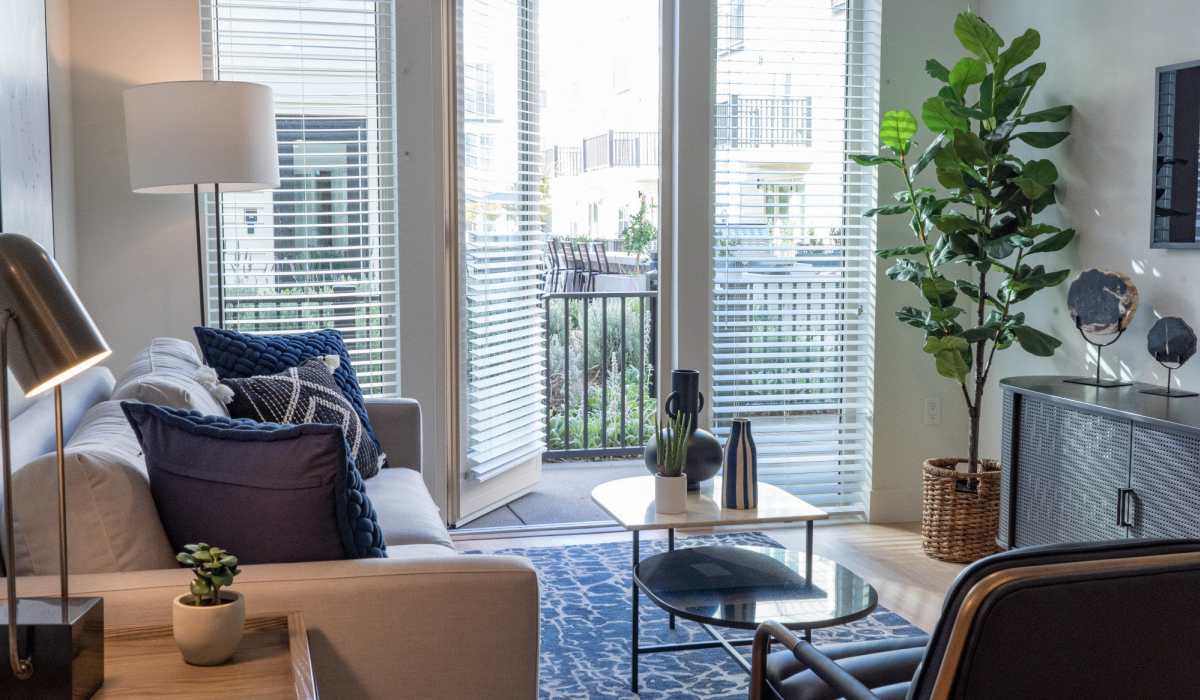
[961,325,998,342]
[929,305,964,322]
[925,59,952,83]
[923,336,971,381]
[880,110,919,155]
[921,277,958,307]
[1012,325,1061,356]
[864,203,913,217]
[949,57,987,92]
[1021,267,1071,289]
[877,244,932,259]
[896,306,930,329]
[924,335,970,354]
[1007,62,1046,90]
[922,97,969,134]
[910,134,947,177]
[1027,228,1076,254]
[997,28,1040,77]
[1016,131,1070,148]
[1012,177,1047,199]
[192,549,213,562]
[850,153,902,167]
[886,259,929,284]
[1017,105,1072,124]
[1023,159,1059,185]
[954,12,1004,62]
[953,131,988,165]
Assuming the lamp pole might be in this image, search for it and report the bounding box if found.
[1,312,34,680]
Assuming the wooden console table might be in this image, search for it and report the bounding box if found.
[1001,376,1200,549]
[97,613,316,698]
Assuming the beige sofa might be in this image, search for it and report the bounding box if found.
[1,339,539,698]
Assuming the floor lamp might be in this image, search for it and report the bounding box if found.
[0,233,111,696]
[123,80,280,328]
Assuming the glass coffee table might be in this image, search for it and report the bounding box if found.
[634,545,877,688]
[591,476,858,692]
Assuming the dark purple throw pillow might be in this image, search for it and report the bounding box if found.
[121,402,386,565]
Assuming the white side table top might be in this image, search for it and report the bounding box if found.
[591,475,828,531]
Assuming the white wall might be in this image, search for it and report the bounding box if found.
[868,0,981,521]
[972,0,1200,459]
[69,0,202,371]
[47,0,77,282]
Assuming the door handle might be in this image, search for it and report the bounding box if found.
[1117,488,1136,528]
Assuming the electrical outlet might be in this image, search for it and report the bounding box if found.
[923,397,942,426]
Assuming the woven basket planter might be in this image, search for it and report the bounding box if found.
[921,458,1001,563]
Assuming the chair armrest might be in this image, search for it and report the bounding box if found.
[6,554,539,699]
[752,621,879,700]
[366,397,421,471]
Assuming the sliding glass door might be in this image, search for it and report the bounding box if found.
[709,0,881,512]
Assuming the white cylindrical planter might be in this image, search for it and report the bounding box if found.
[655,474,688,514]
[173,590,246,665]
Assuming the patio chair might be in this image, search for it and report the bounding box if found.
[593,242,613,274]
[578,242,601,291]
[750,538,1200,700]
[544,239,563,292]
[559,239,583,291]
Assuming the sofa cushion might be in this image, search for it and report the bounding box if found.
[386,543,458,559]
[366,467,454,549]
[221,358,384,478]
[4,366,115,472]
[122,403,387,564]
[8,400,176,576]
[111,337,227,415]
[193,326,385,466]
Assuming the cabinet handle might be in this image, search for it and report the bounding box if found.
[1117,488,1135,528]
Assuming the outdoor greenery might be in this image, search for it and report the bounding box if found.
[620,192,657,269]
[177,543,241,607]
[546,296,656,452]
[654,409,691,477]
[852,12,1074,473]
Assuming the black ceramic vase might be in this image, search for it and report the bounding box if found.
[644,369,724,490]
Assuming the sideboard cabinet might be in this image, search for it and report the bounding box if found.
[1000,376,1200,548]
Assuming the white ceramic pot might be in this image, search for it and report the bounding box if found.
[172,590,246,666]
[654,474,688,514]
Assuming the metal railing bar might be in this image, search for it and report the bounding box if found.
[601,297,609,449]
[562,297,570,450]
[582,296,589,449]
[620,298,627,446]
[638,295,646,445]
[542,290,655,300]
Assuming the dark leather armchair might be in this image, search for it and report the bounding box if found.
[751,539,1200,699]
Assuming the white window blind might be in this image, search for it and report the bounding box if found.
[458,0,546,480]
[200,0,399,395]
[711,0,881,512]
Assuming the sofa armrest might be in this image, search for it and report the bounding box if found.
[4,554,539,699]
[366,397,421,471]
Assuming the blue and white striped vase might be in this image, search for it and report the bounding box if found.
[722,418,758,509]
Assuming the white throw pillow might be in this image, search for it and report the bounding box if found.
[112,337,228,415]
[8,401,177,575]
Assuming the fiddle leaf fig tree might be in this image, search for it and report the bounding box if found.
[852,12,1074,473]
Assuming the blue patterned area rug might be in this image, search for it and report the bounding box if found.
[478,531,926,699]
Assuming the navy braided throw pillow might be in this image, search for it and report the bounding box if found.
[121,402,387,563]
[193,326,386,470]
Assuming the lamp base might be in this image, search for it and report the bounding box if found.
[0,597,103,699]
[1141,386,1200,398]
[1063,377,1132,388]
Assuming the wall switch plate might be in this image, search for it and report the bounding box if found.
[923,397,942,426]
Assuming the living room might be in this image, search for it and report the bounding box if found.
[3,0,1200,697]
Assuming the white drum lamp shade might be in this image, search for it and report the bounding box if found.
[123,80,280,192]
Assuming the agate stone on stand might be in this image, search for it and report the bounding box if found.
[1065,269,1139,388]
[1143,316,1199,397]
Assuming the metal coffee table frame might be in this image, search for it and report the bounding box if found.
[628,523,819,693]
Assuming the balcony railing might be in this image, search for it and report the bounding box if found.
[543,290,657,459]
[715,96,814,148]
[543,131,660,177]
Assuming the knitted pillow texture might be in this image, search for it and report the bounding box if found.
[219,357,384,478]
[121,402,386,563]
[193,326,386,468]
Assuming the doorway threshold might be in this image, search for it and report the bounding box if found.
[451,520,623,542]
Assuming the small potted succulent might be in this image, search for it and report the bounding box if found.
[653,410,691,514]
[172,543,244,665]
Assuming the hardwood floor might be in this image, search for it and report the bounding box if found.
[455,521,963,632]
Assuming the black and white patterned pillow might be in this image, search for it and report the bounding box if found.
[219,357,385,478]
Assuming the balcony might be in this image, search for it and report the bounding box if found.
[715,96,814,149]
[543,130,660,177]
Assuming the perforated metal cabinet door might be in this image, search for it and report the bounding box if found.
[999,391,1015,545]
[1013,396,1131,546]
[1130,424,1200,538]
